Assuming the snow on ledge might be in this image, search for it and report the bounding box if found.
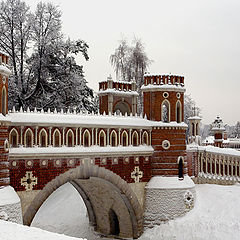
[98,88,138,96]
[0,220,86,240]
[10,145,154,157]
[0,65,11,76]
[141,84,186,92]
[146,176,195,189]
[0,186,20,206]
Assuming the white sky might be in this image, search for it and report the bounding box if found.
[25,0,240,125]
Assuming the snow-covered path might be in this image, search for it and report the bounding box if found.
[31,182,240,240]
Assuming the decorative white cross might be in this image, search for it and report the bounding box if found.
[131,166,143,183]
[21,171,38,191]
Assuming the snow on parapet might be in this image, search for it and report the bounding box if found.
[9,106,188,129]
[142,74,185,92]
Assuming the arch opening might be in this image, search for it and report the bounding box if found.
[2,86,6,116]
[114,101,130,115]
[53,129,61,147]
[178,157,184,180]
[24,165,142,239]
[10,128,18,147]
[109,209,120,236]
[161,100,170,123]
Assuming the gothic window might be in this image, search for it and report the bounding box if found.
[53,129,61,147]
[132,131,138,146]
[83,129,91,147]
[161,100,170,122]
[192,123,195,136]
[24,128,33,147]
[99,130,106,147]
[122,130,128,146]
[10,128,18,147]
[66,129,74,147]
[1,86,6,116]
[110,130,117,147]
[176,100,182,123]
[142,131,149,145]
[39,129,48,147]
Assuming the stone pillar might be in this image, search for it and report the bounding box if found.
[49,127,52,146]
[35,126,38,146]
[62,127,65,146]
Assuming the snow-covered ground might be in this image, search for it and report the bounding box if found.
[140,184,240,240]
[0,219,85,240]
[31,182,240,240]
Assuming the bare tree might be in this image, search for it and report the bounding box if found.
[0,0,32,106]
[110,37,152,112]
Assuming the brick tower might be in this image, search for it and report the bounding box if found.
[142,74,187,177]
[0,51,11,187]
[98,75,138,115]
[143,74,196,228]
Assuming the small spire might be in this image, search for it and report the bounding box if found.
[144,114,147,119]
[54,108,57,114]
[34,107,37,113]
[12,106,16,113]
[20,106,23,113]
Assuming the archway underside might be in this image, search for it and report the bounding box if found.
[23,164,143,239]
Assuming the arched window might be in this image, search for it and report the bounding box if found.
[109,209,120,236]
[99,130,106,147]
[2,86,6,116]
[132,131,138,146]
[39,128,48,147]
[53,129,61,147]
[110,130,117,147]
[10,128,18,147]
[114,101,130,115]
[196,123,199,135]
[83,129,91,147]
[66,129,74,147]
[161,100,170,122]
[178,156,184,180]
[24,128,33,147]
[142,131,149,145]
[192,123,195,136]
[176,100,182,123]
[122,130,128,146]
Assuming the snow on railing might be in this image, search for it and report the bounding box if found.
[9,106,146,119]
[196,146,240,184]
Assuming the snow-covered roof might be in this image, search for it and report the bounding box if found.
[98,88,138,96]
[0,50,9,56]
[8,111,188,129]
[10,145,154,158]
[146,176,195,189]
[0,186,20,206]
[0,64,11,76]
[141,84,185,92]
[188,116,202,120]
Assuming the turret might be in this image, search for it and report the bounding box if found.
[0,51,11,187]
[211,116,225,148]
[98,75,138,115]
[188,107,202,145]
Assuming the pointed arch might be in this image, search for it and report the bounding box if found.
[1,86,6,116]
[121,130,129,146]
[177,156,184,179]
[24,128,34,147]
[161,99,170,122]
[110,130,117,147]
[176,100,182,123]
[83,129,91,147]
[99,130,106,147]
[53,129,61,147]
[10,128,18,147]
[66,129,74,147]
[39,128,48,147]
[132,131,139,146]
[142,131,149,145]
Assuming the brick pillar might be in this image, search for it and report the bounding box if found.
[151,127,187,176]
[0,121,10,187]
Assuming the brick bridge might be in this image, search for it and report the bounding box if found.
[0,51,194,239]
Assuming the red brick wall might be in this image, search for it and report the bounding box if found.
[9,156,152,191]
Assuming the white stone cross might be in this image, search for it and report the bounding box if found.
[21,171,38,191]
[131,166,143,183]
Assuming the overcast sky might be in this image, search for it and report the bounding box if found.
[25,0,240,125]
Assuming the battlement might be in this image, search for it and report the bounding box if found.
[99,79,136,92]
[143,74,184,87]
[0,51,9,65]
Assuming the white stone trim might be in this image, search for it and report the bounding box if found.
[24,128,34,147]
[10,128,19,147]
[66,128,74,146]
[98,129,106,146]
[53,128,61,147]
[83,129,91,147]
[110,130,117,146]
